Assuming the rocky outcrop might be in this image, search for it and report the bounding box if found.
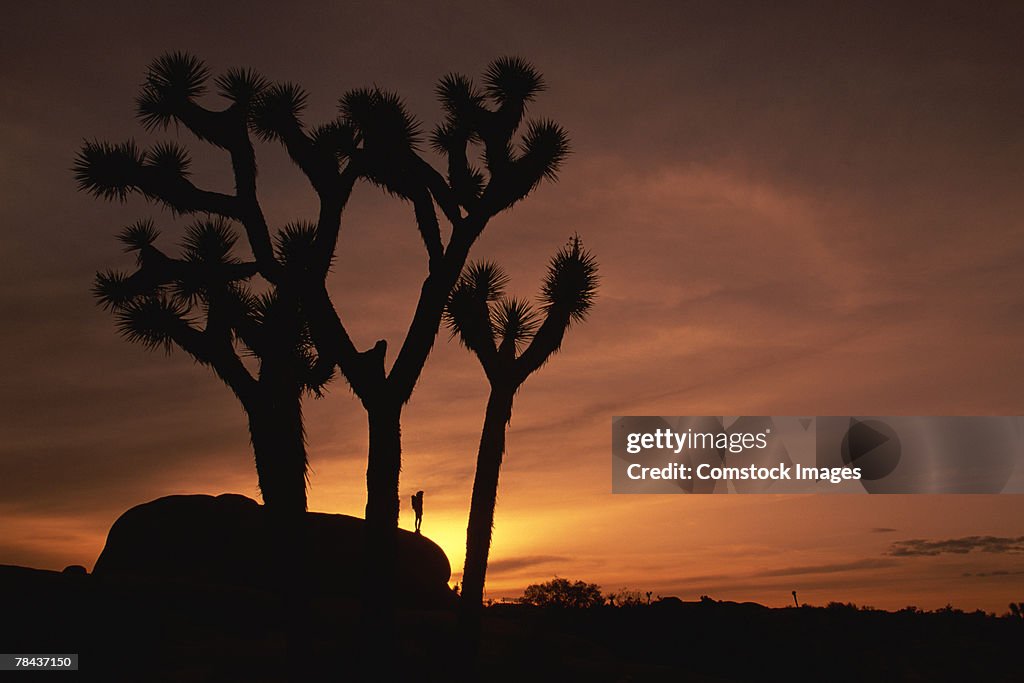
[93,494,452,607]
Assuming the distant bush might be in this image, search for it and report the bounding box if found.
[936,603,965,616]
[520,578,604,608]
[826,601,859,611]
[607,589,648,607]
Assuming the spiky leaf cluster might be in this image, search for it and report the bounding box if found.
[72,140,145,201]
[493,298,540,353]
[146,142,192,178]
[215,68,270,107]
[136,52,210,130]
[114,295,192,353]
[93,269,139,311]
[274,221,319,273]
[181,218,239,265]
[118,219,160,254]
[483,57,545,106]
[540,235,598,325]
[445,261,506,353]
[250,82,309,141]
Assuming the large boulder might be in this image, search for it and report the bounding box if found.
[93,494,452,607]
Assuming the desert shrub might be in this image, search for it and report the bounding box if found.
[520,577,603,608]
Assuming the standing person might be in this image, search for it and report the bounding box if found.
[411,491,424,534]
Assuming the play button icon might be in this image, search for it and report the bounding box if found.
[841,419,901,480]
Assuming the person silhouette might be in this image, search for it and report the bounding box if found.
[411,490,424,534]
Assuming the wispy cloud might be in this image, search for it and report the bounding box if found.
[888,536,1024,557]
[753,558,897,578]
[487,555,570,575]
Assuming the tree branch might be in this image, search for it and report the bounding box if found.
[511,307,570,385]
[415,156,462,225]
[311,162,360,277]
[411,184,444,266]
[154,97,280,282]
[167,317,259,407]
[301,281,376,399]
[386,230,475,403]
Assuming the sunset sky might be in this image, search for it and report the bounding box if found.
[2,2,1023,612]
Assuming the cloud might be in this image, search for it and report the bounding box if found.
[486,555,571,576]
[647,557,898,586]
[888,536,1024,557]
[871,528,898,533]
[753,558,897,578]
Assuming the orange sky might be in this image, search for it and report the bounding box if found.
[2,2,1024,613]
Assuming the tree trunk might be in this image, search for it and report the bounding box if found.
[458,386,515,660]
[247,387,312,680]
[365,399,403,524]
[248,391,308,515]
[360,400,403,672]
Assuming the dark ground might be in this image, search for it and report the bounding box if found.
[1,564,1019,682]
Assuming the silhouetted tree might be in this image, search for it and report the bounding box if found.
[90,217,331,514]
[445,236,597,654]
[520,577,604,608]
[73,54,348,513]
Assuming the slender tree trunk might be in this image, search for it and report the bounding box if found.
[365,400,403,528]
[361,399,403,671]
[459,386,515,661]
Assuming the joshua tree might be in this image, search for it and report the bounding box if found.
[445,236,598,655]
[73,54,346,515]
[90,217,332,514]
